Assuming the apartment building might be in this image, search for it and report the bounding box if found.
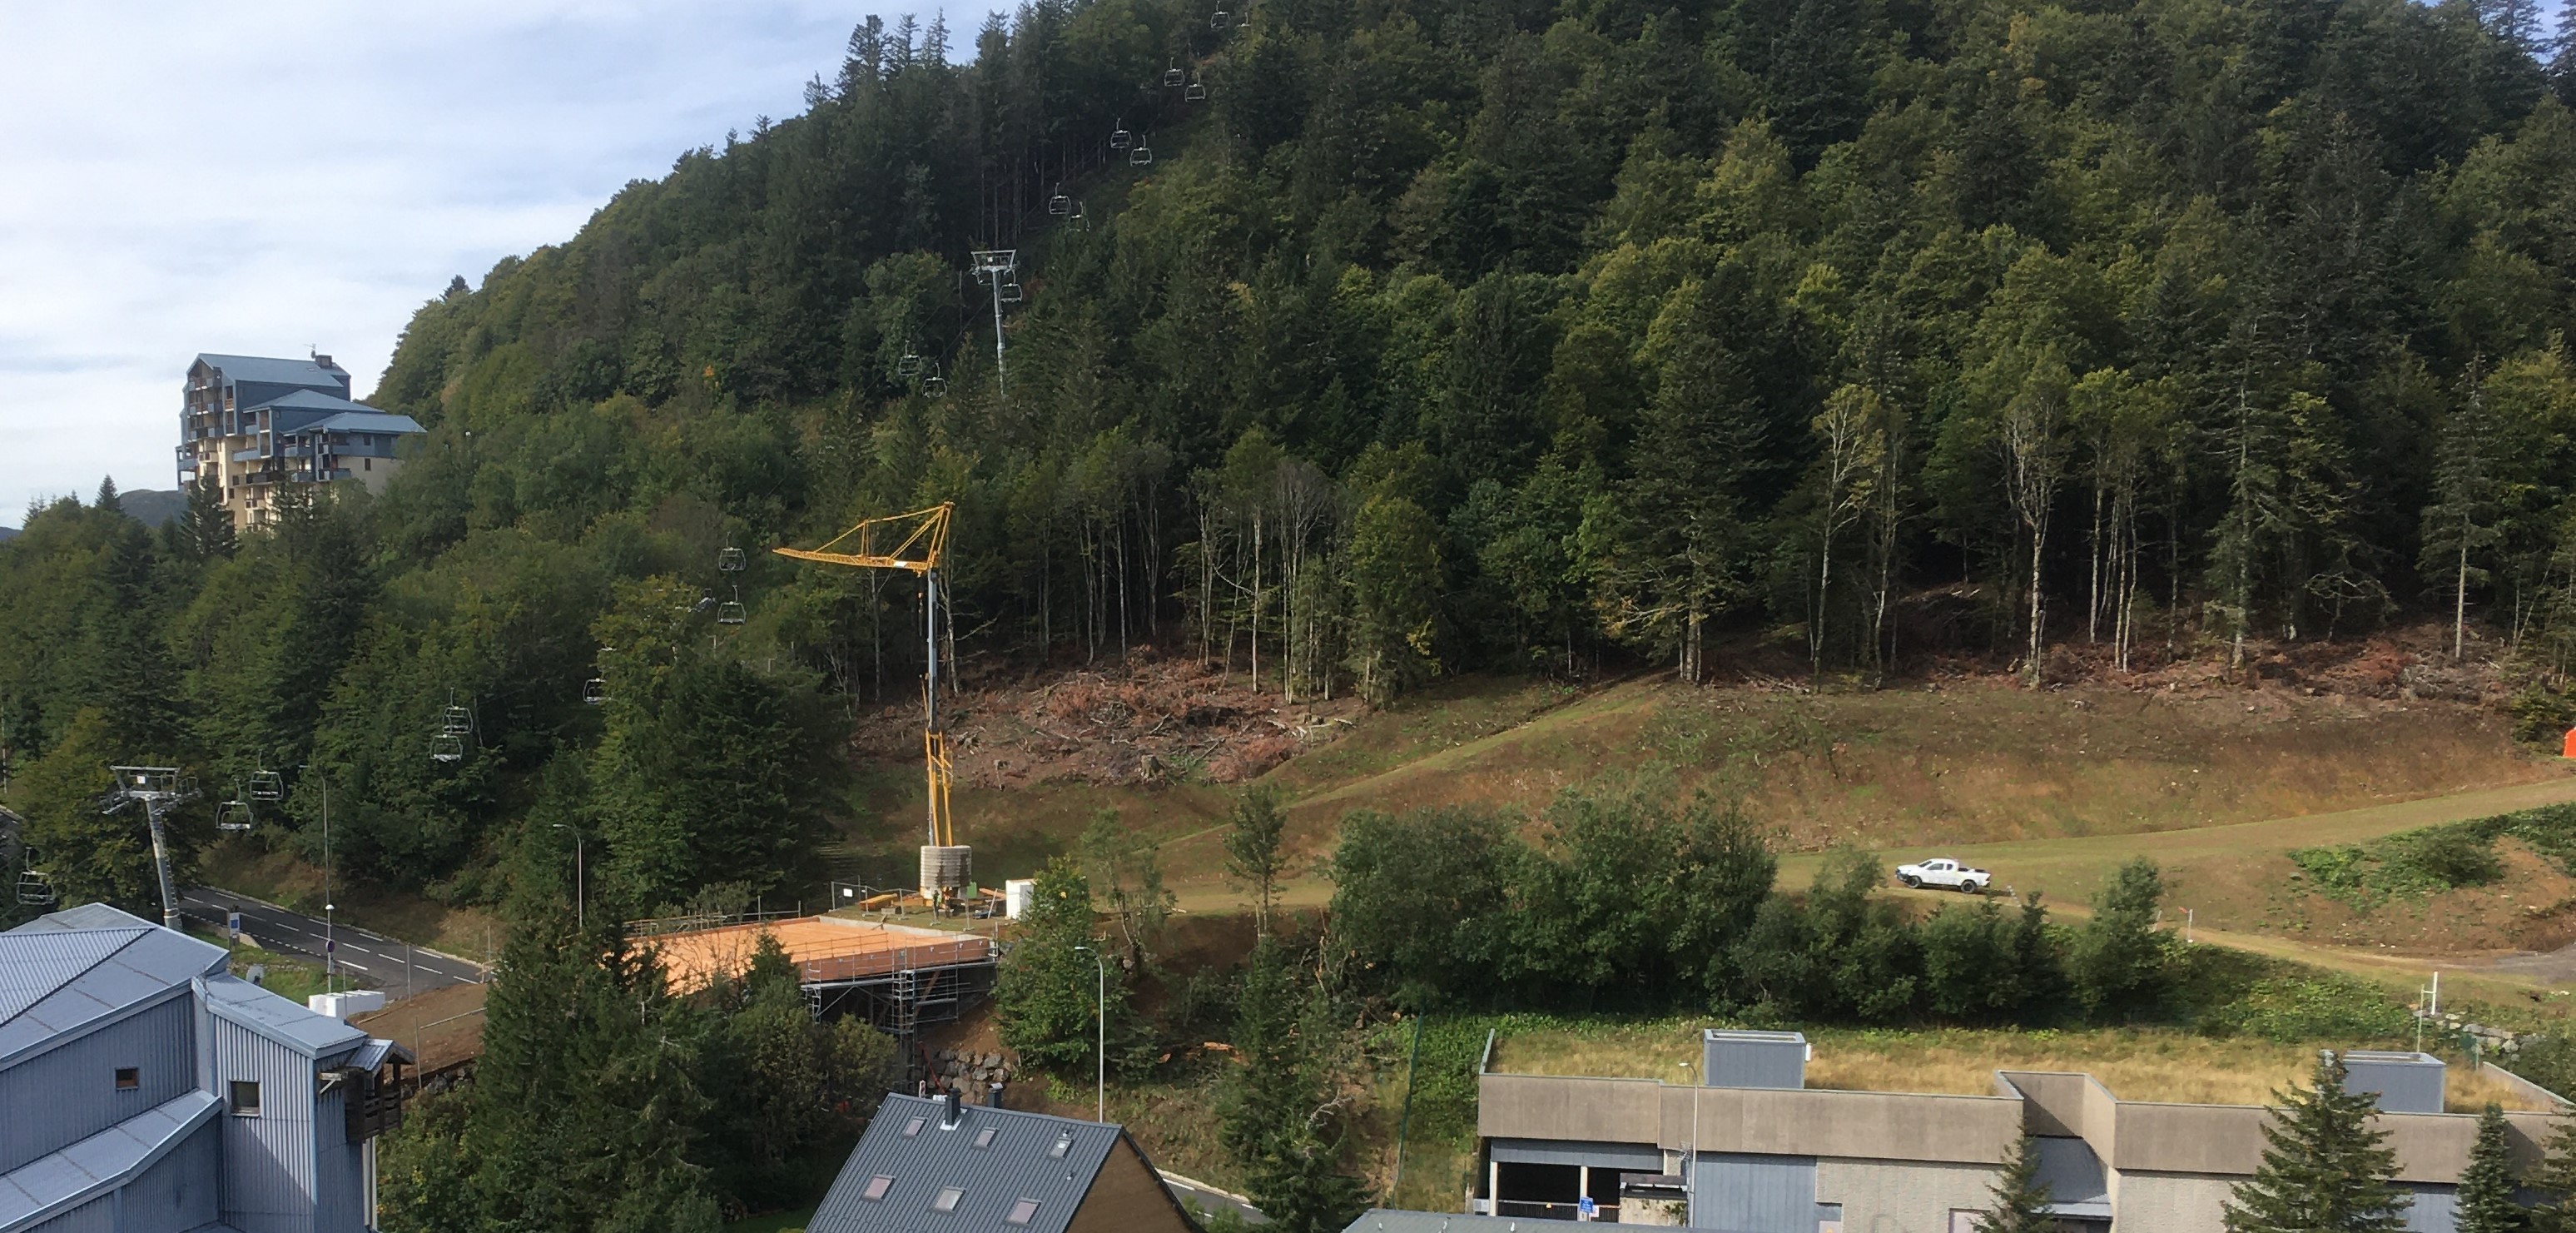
[1462,1028,2559,1232]
[175,354,424,533]
[0,902,410,1233]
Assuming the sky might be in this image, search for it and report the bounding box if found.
[0,2,980,526]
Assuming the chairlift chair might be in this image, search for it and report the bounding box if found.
[924,374,950,399]
[441,705,472,736]
[1048,186,1073,216]
[216,798,255,833]
[717,546,747,572]
[1130,142,1154,167]
[430,734,465,764]
[896,351,925,380]
[16,868,52,907]
[246,768,285,803]
[1109,122,1134,152]
[1000,281,1025,305]
[583,677,610,706]
[717,587,747,626]
[1185,77,1209,102]
[1164,62,1185,87]
[1212,10,1233,31]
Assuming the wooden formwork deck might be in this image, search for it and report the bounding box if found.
[645,915,994,991]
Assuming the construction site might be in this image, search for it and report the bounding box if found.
[643,912,998,1066]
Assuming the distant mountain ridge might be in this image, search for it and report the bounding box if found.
[117,489,184,529]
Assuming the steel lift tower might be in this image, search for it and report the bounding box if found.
[99,766,197,930]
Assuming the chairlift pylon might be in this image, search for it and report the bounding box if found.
[216,798,254,833]
[1130,142,1154,167]
[717,586,747,626]
[1164,62,1185,88]
[718,545,747,573]
[1109,120,1134,152]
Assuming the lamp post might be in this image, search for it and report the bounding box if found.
[1678,1060,1698,1226]
[551,824,584,932]
[1073,944,1105,1123]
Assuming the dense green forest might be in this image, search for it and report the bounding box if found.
[10,0,2576,921]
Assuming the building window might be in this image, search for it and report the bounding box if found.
[229,1080,261,1116]
[115,1067,139,1091]
[1050,1133,1073,1159]
[903,1116,926,1137]
[1005,1198,1040,1226]
[861,1176,893,1201]
[931,1186,964,1213]
[974,1126,999,1149]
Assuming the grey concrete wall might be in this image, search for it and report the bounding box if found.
[1814,1156,1997,1233]
[1482,1074,2023,1166]
[2107,1170,2235,1233]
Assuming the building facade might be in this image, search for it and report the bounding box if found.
[1469,1030,2557,1233]
[0,903,409,1233]
[808,1092,1200,1233]
[175,355,424,533]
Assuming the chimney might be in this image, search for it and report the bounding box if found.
[942,1089,963,1127]
[313,354,333,369]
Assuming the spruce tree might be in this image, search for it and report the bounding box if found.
[1977,1135,2057,1233]
[2457,1103,2523,1233]
[2529,1113,2576,1232]
[2221,1052,2410,1233]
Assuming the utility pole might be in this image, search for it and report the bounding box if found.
[101,767,196,931]
[552,823,585,931]
[1075,944,1106,1123]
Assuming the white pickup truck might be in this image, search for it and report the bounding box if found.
[1896,857,1991,892]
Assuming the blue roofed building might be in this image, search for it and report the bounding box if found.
[176,354,424,534]
[0,903,409,1233]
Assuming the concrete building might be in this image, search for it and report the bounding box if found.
[807,1091,1199,1233]
[175,355,424,533]
[0,902,409,1233]
[1467,1029,2559,1232]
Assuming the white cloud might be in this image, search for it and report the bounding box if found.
[0,2,984,524]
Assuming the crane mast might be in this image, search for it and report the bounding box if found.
[776,503,967,907]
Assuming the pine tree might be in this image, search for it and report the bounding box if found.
[2457,1103,2523,1233]
[1977,1135,2058,1233]
[2222,1052,2410,1233]
[2529,1113,2576,1231]
[2422,367,2504,660]
[1225,785,1290,935]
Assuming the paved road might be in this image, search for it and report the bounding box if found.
[1160,1172,1268,1226]
[177,887,484,994]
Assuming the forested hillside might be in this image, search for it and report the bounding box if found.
[8,0,2576,923]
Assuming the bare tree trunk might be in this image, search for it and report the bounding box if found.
[2455,533,2471,659]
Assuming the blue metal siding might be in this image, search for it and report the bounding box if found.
[0,995,195,1173]
[211,1013,319,1233]
[112,1117,221,1231]
[22,1193,109,1233]
[2405,1183,2457,1233]
[312,1081,365,1233]
[1693,1151,1816,1233]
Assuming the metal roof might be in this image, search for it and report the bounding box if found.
[1342,1211,1735,1232]
[202,974,365,1060]
[241,388,380,415]
[809,1094,1124,1233]
[0,1090,218,1229]
[285,410,424,435]
[0,907,230,1068]
[194,353,349,388]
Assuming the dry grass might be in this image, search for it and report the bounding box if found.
[1491,1023,2559,1111]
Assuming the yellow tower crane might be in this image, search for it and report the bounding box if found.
[775,503,969,908]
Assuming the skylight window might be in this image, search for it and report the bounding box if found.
[932,1186,964,1213]
[1006,1198,1042,1226]
[975,1126,999,1149]
[861,1176,893,1201]
[1050,1133,1073,1159]
[904,1116,926,1137]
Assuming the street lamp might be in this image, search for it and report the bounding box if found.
[1072,944,1106,1123]
[296,764,334,995]
[550,824,584,931]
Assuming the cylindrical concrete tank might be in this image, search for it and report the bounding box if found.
[920,844,972,893]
